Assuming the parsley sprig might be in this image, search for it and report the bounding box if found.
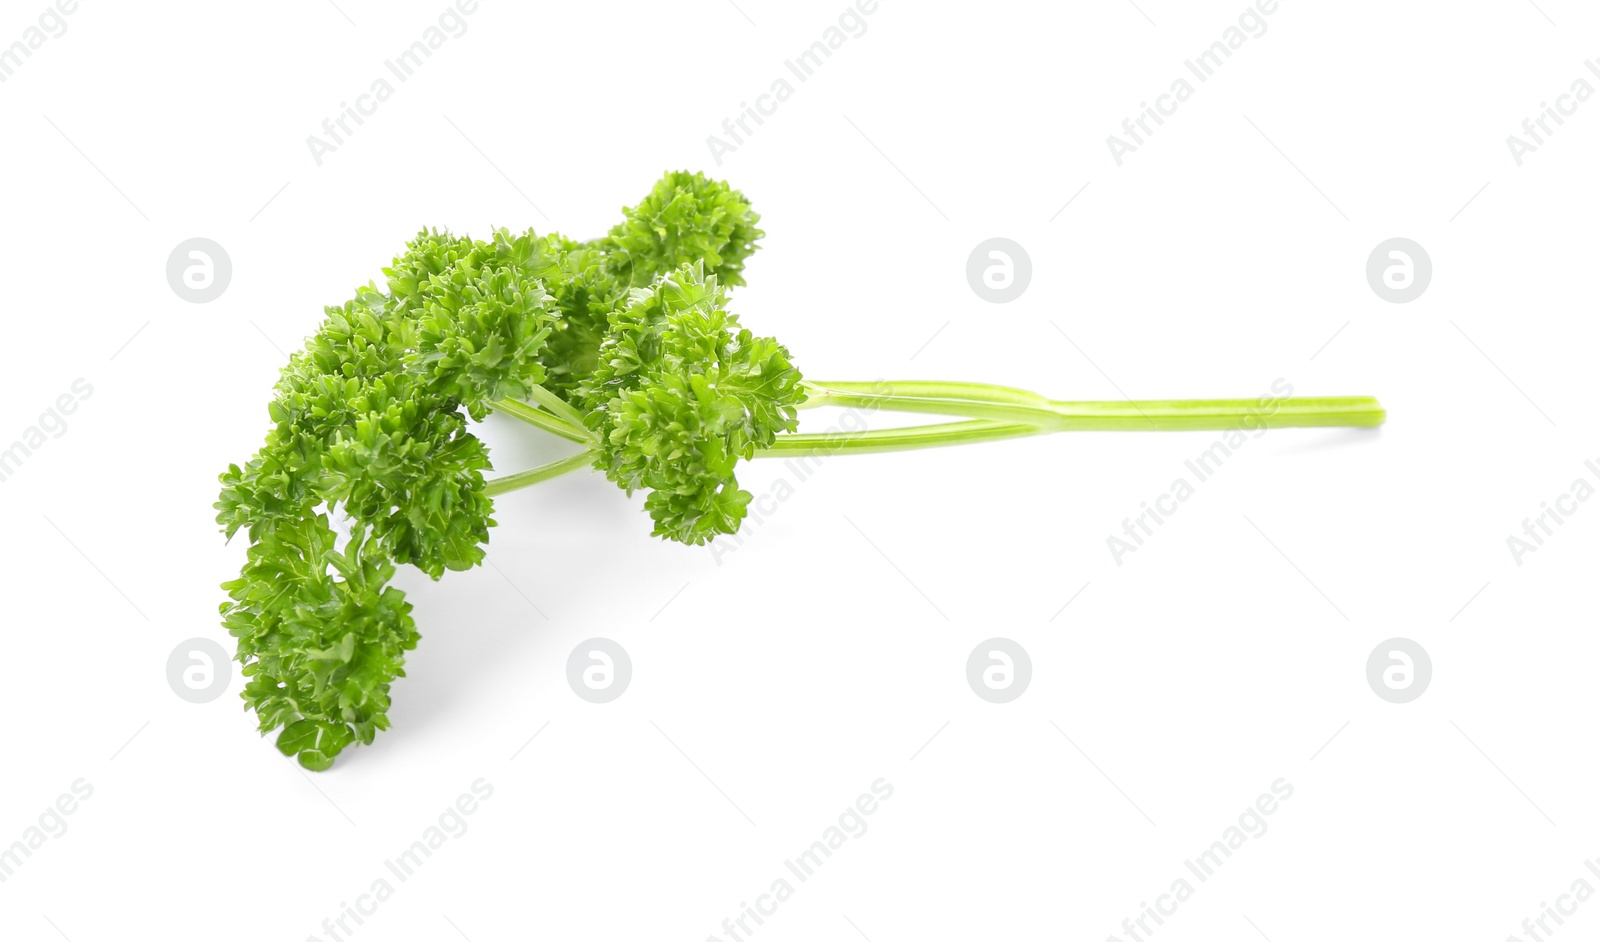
[219,171,1384,769]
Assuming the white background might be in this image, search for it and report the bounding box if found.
[1,0,1597,939]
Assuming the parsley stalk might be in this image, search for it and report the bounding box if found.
[479,382,1383,495]
[219,169,1385,770]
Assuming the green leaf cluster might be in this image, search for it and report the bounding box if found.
[580,261,804,544]
[599,169,764,288]
[218,172,783,769]
[214,169,1389,770]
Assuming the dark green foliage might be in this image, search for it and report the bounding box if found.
[218,171,783,768]
[600,170,764,288]
[580,262,804,544]
[537,238,629,401]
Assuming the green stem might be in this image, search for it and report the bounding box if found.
[802,381,1385,431]
[489,398,596,444]
[483,450,597,496]
[481,422,1044,495]
[755,420,1042,456]
[806,379,1050,406]
[481,379,1385,496]
[524,383,591,431]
